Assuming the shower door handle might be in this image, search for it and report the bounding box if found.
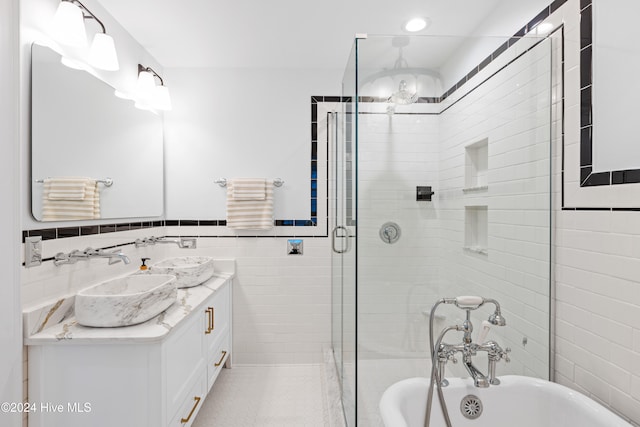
[332,226,350,254]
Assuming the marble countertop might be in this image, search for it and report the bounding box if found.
[24,273,232,345]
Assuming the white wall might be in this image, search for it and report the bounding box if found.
[0,0,23,425]
[163,67,342,220]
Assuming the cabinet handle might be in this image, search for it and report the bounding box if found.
[211,307,215,331]
[214,350,227,367]
[180,396,201,424]
[204,308,214,334]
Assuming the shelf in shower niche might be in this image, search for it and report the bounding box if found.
[465,138,488,189]
[462,185,488,193]
[463,246,488,255]
[464,205,487,256]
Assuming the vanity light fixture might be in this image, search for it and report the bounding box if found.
[50,0,119,71]
[135,64,172,111]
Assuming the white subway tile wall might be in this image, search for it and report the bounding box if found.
[438,35,553,380]
[554,0,640,425]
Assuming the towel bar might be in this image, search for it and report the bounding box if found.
[214,178,284,188]
[35,177,114,187]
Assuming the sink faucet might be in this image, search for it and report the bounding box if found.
[85,248,131,265]
[135,236,197,249]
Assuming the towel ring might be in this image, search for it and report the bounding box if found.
[35,177,114,187]
[214,178,284,188]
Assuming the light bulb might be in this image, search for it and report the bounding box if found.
[88,33,119,71]
[50,2,88,47]
[134,70,157,110]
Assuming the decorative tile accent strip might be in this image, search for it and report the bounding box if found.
[23,221,164,242]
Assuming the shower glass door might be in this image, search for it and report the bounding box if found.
[331,41,358,427]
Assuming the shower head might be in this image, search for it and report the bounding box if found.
[488,311,506,326]
[485,299,506,326]
[388,80,417,105]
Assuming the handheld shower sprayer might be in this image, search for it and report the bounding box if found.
[449,296,507,326]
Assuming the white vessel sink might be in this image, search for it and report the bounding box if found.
[75,274,177,327]
[150,256,214,288]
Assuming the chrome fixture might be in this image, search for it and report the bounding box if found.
[54,247,130,266]
[135,64,172,111]
[135,236,196,249]
[214,177,285,188]
[34,177,114,187]
[379,222,401,244]
[49,0,119,71]
[86,248,130,265]
[424,296,511,427]
[389,80,417,105]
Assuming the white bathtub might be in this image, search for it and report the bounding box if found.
[380,376,632,427]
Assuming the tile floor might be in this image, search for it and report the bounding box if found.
[193,363,346,427]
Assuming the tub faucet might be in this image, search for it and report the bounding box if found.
[463,349,490,387]
[432,296,510,388]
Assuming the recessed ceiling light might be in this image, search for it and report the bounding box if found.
[534,22,554,35]
[404,17,430,33]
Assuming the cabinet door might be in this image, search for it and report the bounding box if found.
[168,376,206,427]
[164,307,206,421]
[204,281,230,343]
[204,281,231,389]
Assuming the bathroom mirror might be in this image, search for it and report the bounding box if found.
[591,0,640,173]
[31,43,163,221]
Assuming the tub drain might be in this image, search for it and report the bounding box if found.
[460,395,483,420]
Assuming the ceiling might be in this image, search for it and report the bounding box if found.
[97,0,552,70]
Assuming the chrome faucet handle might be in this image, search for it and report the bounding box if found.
[502,347,511,363]
[179,238,197,249]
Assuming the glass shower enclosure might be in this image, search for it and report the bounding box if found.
[331,34,554,427]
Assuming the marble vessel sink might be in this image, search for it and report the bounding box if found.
[150,256,214,288]
[75,274,177,327]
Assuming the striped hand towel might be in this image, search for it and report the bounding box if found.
[231,178,266,200]
[226,178,274,230]
[46,177,88,200]
[42,178,101,221]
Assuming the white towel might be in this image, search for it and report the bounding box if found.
[42,178,101,221]
[231,178,267,200]
[226,178,274,230]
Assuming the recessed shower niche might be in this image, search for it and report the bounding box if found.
[464,138,488,192]
[464,205,488,254]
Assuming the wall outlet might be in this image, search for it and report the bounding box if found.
[25,236,42,267]
[287,239,303,255]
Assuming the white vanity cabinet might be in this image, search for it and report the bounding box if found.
[26,276,232,427]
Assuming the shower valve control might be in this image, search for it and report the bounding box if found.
[379,222,401,244]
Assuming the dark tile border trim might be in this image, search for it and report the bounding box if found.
[23,221,164,243]
[579,0,640,187]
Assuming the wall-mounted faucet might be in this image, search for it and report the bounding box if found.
[135,236,197,249]
[86,248,130,265]
[54,247,130,266]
